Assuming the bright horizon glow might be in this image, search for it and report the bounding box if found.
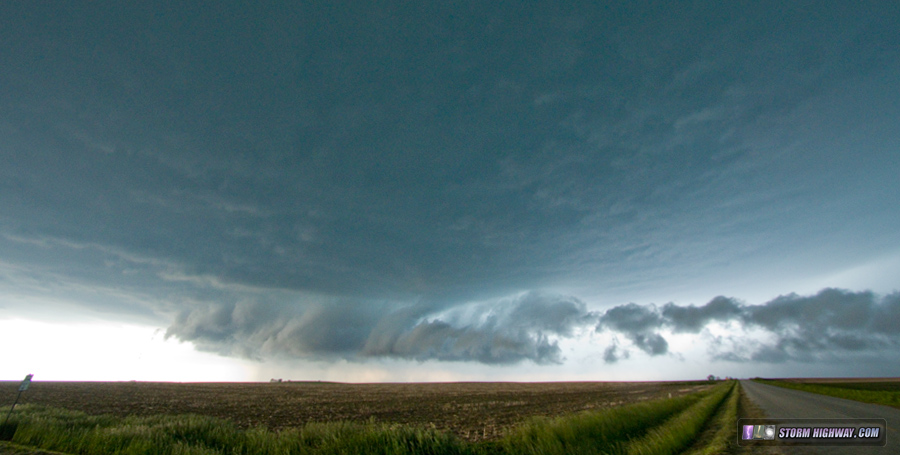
[0,317,729,383]
[0,318,256,382]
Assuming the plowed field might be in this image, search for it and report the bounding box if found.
[1,380,713,442]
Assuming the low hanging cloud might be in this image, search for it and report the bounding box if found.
[363,319,561,364]
[596,303,668,356]
[166,291,598,365]
[735,289,900,362]
[595,288,900,363]
[362,292,597,364]
[166,297,386,360]
[602,337,630,364]
[165,285,899,366]
[661,296,743,333]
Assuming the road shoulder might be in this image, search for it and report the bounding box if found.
[733,382,783,455]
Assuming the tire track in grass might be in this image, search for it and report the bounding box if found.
[496,389,712,455]
[616,381,734,455]
[679,381,740,455]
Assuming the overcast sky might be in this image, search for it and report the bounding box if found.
[1,1,899,382]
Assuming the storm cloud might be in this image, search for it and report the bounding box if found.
[2,2,899,380]
[165,286,900,367]
[662,296,743,333]
[596,289,900,363]
[602,339,630,364]
[737,289,900,361]
[596,303,668,356]
[166,291,598,365]
[365,293,597,364]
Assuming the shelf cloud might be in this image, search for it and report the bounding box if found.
[1,1,898,380]
[166,291,598,365]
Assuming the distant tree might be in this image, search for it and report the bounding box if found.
[707,374,716,381]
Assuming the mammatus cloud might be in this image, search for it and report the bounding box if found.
[166,292,598,365]
[596,288,900,363]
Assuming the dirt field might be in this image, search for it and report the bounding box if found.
[0,380,713,442]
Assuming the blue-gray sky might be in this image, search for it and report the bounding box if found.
[1,1,899,381]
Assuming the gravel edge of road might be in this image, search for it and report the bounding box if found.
[733,381,784,455]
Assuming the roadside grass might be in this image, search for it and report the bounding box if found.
[493,385,711,455]
[754,379,900,409]
[3,382,736,455]
[678,380,740,455]
[802,382,900,392]
[621,380,734,455]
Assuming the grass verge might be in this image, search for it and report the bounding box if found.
[492,385,713,455]
[753,379,900,409]
[679,380,740,455]
[620,381,734,455]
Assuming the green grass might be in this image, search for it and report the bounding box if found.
[620,381,734,455]
[494,386,708,455]
[802,382,900,392]
[679,381,740,455]
[754,379,900,409]
[0,440,72,455]
[2,382,737,455]
[4,406,470,455]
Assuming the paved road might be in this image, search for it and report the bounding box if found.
[741,380,900,454]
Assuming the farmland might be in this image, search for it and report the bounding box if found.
[1,380,713,443]
[1,380,744,454]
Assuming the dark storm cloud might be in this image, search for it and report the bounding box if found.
[662,296,743,333]
[733,289,900,362]
[166,291,597,365]
[363,293,597,364]
[596,289,900,363]
[598,303,663,333]
[631,333,668,356]
[165,298,385,359]
[596,303,668,355]
[4,0,897,308]
[365,319,562,365]
[1,1,899,375]
[602,338,630,364]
